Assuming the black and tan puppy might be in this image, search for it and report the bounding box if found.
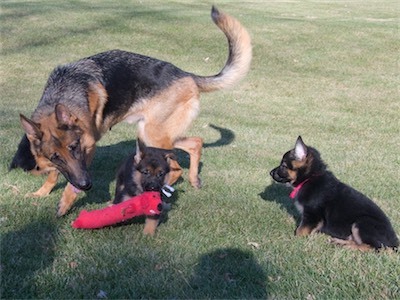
[270,136,399,251]
[114,140,175,235]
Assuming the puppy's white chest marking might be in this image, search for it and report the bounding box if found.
[294,200,304,214]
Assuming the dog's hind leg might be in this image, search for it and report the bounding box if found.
[328,225,372,251]
[174,137,203,188]
[26,170,59,198]
[137,77,203,188]
[328,237,372,251]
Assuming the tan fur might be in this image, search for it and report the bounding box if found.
[296,225,312,236]
[57,183,79,216]
[124,77,203,187]
[329,237,372,252]
[26,170,58,198]
[133,77,200,148]
[88,83,108,136]
[287,169,297,184]
[296,221,323,236]
[143,218,159,236]
[196,9,252,92]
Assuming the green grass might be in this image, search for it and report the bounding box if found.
[1,0,399,299]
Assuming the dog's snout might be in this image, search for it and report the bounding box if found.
[76,178,92,191]
[270,169,274,177]
[144,180,162,192]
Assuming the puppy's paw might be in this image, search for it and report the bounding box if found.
[143,227,156,236]
[295,225,312,236]
[143,218,158,236]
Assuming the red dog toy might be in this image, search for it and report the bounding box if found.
[72,192,162,229]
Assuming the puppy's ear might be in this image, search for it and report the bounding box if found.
[20,114,43,142]
[164,151,177,162]
[55,104,78,127]
[294,136,307,161]
[134,138,146,164]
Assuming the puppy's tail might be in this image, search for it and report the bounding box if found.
[191,6,252,92]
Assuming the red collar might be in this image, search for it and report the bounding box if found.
[289,178,310,199]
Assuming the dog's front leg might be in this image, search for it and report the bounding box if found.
[56,145,97,216]
[295,217,323,236]
[174,137,203,188]
[143,216,159,236]
[57,183,79,217]
[26,170,59,198]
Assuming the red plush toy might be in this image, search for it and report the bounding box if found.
[72,191,162,229]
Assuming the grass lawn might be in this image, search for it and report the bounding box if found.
[1,0,399,299]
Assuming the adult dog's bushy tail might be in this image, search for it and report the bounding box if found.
[192,6,252,92]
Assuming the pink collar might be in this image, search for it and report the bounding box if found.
[289,178,310,199]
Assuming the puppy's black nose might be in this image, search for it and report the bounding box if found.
[269,170,274,177]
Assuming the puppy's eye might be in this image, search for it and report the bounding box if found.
[142,169,150,176]
[157,171,165,178]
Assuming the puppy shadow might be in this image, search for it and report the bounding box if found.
[187,247,269,298]
[259,182,301,224]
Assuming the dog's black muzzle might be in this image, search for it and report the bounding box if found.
[270,167,288,183]
[143,180,163,192]
[74,178,92,191]
[63,170,92,191]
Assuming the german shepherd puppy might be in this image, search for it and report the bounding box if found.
[270,136,399,251]
[9,6,252,216]
[113,140,175,235]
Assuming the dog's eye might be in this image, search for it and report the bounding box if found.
[157,171,165,178]
[142,169,150,176]
[68,140,80,151]
[50,153,61,162]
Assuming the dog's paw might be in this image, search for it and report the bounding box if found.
[56,189,78,217]
[190,177,203,189]
[56,201,71,217]
[143,218,158,236]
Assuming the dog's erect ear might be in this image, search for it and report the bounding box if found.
[20,114,43,141]
[134,138,146,164]
[294,136,307,161]
[55,104,77,127]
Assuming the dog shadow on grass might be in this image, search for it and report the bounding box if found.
[259,182,301,224]
[182,247,271,298]
[0,219,57,298]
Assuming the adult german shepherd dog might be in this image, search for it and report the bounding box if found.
[270,136,399,251]
[10,6,252,216]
